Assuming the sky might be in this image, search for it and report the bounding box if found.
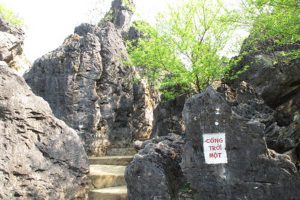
[0,0,245,63]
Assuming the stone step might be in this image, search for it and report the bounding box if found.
[106,147,137,156]
[89,165,126,189]
[88,186,127,200]
[89,156,134,166]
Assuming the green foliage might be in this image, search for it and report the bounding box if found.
[243,0,300,46]
[0,4,23,27]
[127,0,243,99]
[178,182,196,199]
[99,9,114,25]
[122,0,136,12]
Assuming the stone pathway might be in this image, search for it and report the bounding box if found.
[88,148,136,200]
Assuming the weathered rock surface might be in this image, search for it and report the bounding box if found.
[24,22,154,156]
[25,21,135,156]
[229,42,300,170]
[265,116,300,154]
[181,87,300,200]
[125,134,186,200]
[24,1,158,156]
[126,83,300,199]
[110,0,135,33]
[0,63,89,199]
[231,43,300,126]
[132,79,157,140]
[152,95,186,137]
[25,23,103,155]
[0,18,29,72]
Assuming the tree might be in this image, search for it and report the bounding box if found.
[241,0,300,56]
[246,0,299,44]
[0,4,23,27]
[127,0,242,99]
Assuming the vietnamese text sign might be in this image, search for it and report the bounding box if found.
[203,133,227,164]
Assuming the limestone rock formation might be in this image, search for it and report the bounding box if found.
[126,83,300,199]
[24,23,103,155]
[181,86,300,200]
[152,95,186,137]
[0,18,30,72]
[230,42,300,170]
[24,1,158,156]
[24,21,134,156]
[231,43,300,126]
[0,63,89,199]
[125,134,185,200]
[110,0,135,33]
[132,79,157,140]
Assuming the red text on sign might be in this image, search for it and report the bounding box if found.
[205,138,223,143]
[209,152,222,158]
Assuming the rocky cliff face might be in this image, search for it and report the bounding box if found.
[0,18,29,72]
[24,21,132,156]
[0,63,89,199]
[181,86,300,200]
[231,43,300,126]
[126,84,300,199]
[230,42,300,166]
[24,0,155,156]
[126,40,300,199]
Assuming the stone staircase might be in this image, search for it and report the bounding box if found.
[88,148,136,200]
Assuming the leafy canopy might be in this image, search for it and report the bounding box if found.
[127,0,242,99]
[0,4,23,27]
[243,0,300,48]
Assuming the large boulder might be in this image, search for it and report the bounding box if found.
[0,63,89,199]
[181,86,300,200]
[125,134,186,200]
[0,18,29,72]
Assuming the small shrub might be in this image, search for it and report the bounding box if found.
[0,4,24,27]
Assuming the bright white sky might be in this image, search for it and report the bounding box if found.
[0,0,244,63]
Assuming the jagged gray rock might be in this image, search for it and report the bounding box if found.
[0,63,89,199]
[229,42,300,172]
[25,23,103,155]
[125,134,186,200]
[181,86,300,200]
[265,115,300,159]
[24,0,159,156]
[25,21,135,155]
[126,83,300,199]
[24,20,153,155]
[96,21,134,152]
[110,0,135,32]
[152,95,186,137]
[0,18,29,72]
[231,44,300,126]
[132,79,157,140]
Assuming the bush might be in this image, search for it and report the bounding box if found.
[0,4,23,27]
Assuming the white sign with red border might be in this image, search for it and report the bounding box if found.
[203,133,227,164]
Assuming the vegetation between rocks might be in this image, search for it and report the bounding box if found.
[0,4,23,27]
